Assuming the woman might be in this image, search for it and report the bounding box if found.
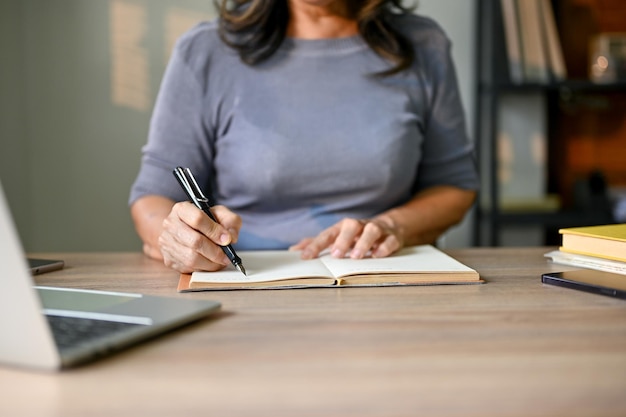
[129,0,479,273]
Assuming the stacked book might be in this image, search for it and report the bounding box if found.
[545,224,626,276]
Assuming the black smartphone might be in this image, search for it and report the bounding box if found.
[542,269,626,300]
[28,258,65,275]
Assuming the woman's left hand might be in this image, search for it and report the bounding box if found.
[290,217,404,260]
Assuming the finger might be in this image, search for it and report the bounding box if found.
[330,219,366,258]
[352,218,404,259]
[161,203,230,271]
[350,221,385,259]
[371,233,401,258]
[159,237,227,274]
[300,226,341,259]
[159,227,229,273]
[211,205,242,243]
[176,202,232,246]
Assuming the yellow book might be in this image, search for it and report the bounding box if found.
[559,224,626,263]
[177,245,482,292]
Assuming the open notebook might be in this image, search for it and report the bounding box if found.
[0,181,221,371]
[178,245,482,291]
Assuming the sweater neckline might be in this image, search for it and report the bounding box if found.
[279,35,368,56]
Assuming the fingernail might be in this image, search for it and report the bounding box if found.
[332,249,343,258]
[302,249,313,259]
[350,249,362,259]
[219,233,230,245]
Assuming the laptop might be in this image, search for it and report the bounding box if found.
[0,181,221,371]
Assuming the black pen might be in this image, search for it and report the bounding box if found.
[173,166,247,276]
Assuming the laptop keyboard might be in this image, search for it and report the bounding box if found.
[46,315,144,350]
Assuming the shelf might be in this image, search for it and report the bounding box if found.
[494,211,614,228]
[473,0,625,247]
[480,79,626,94]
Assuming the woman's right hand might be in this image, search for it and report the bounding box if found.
[158,201,242,273]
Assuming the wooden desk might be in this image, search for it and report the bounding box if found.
[2,248,626,417]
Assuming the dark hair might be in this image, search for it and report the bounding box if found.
[217,0,416,76]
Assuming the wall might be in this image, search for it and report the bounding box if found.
[0,0,477,251]
[1,0,214,251]
[0,0,29,233]
[418,0,476,247]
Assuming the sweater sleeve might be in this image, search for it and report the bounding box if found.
[129,25,215,205]
[410,19,479,193]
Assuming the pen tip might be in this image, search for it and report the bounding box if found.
[237,264,247,276]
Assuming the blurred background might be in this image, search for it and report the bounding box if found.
[0,0,477,252]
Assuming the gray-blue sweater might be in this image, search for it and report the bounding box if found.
[129,14,479,250]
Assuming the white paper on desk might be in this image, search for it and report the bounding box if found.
[192,245,478,284]
[545,250,626,276]
[320,245,476,277]
[192,251,333,283]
